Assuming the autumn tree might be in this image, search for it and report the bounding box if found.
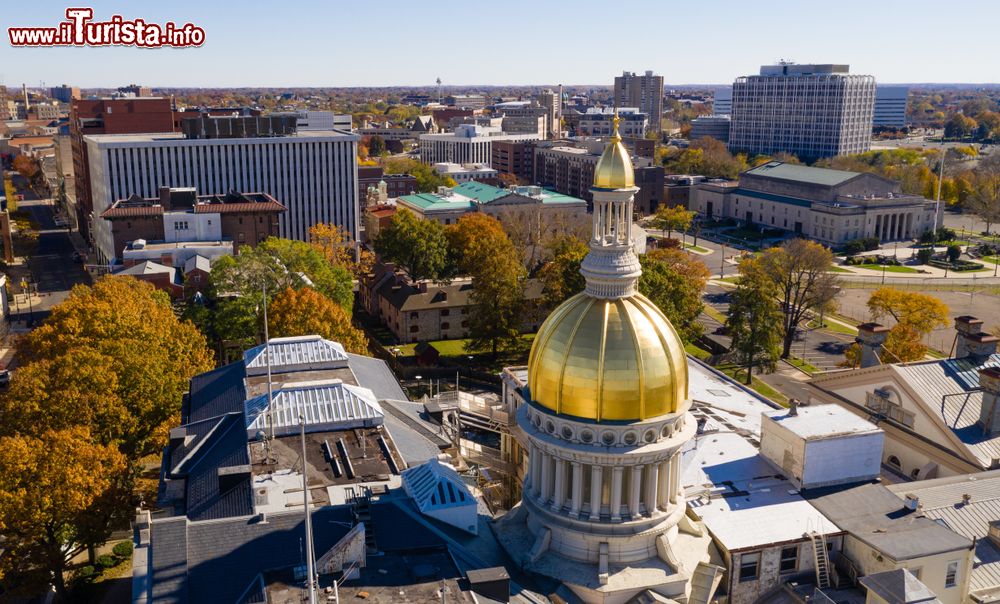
[268,287,368,354]
[375,208,450,281]
[966,155,1000,234]
[448,214,526,356]
[726,271,783,384]
[0,428,126,600]
[638,248,711,343]
[308,222,374,278]
[866,287,949,363]
[20,278,214,459]
[12,154,40,182]
[652,204,695,241]
[538,235,588,309]
[741,239,840,359]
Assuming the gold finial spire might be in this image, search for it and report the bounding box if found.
[592,108,634,190]
[611,109,622,141]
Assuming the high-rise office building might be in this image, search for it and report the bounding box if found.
[50,84,81,103]
[614,70,664,132]
[729,63,875,160]
[536,87,562,139]
[84,116,358,264]
[712,86,732,116]
[70,97,178,240]
[874,86,909,128]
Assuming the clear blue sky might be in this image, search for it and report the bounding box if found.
[2,0,998,88]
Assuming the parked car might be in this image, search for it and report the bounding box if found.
[0,370,11,388]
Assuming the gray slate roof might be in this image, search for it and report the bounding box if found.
[860,569,941,604]
[185,361,247,424]
[149,506,355,603]
[892,354,1000,468]
[807,483,972,561]
[744,161,861,187]
[886,471,1000,595]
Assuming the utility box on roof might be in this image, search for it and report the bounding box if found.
[761,403,884,489]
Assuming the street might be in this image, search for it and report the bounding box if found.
[7,174,90,322]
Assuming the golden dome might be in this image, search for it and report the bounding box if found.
[527,292,688,421]
[592,114,635,190]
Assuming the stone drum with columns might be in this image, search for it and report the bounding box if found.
[496,116,721,604]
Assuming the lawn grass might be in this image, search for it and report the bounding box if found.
[809,317,859,337]
[827,265,852,273]
[786,356,821,374]
[684,342,713,361]
[682,242,711,253]
[716,364,789,406]
[982,255,1000,264]
[854,263,921,274]
[715,276,739,285]
[393,335,535,358]
[703,305,728,324]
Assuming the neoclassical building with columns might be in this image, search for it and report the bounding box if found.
[691,161,941,246]
[495,117,722,604]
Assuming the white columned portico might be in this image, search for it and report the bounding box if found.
[610,466,623,521]
[589,465,603,520]
[570,462,583,516]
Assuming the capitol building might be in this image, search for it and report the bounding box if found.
[496,116,722,604]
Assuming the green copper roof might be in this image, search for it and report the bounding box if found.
[745,161,861,187]
[398,181,585,212]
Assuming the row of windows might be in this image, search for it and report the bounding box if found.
[98,139,356,245]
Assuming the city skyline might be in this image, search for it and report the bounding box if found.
[2,0,999,88]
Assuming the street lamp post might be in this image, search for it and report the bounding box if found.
[720,243,726,278]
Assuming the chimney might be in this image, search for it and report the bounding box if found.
[418,281,428,293]
[855,323,890,368]
[169,426,189,449]
[788,398,799,416]
[159,186,172,209]
[955,316,999,361]
[903,493,919,511]
[217,464,252,494]
[978,366,1000,435]
[989,520,1000,548]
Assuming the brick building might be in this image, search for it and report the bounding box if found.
[358,166,417,199]
[361,262,544,343]
[100,187,285,262]
[532,139,662,213]
[69,97,177,240]
[491,140,534,184]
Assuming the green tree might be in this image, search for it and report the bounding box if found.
[0,427,126,600]
[652,204,695,241]
[368,134,387,157]
[638,248,711,343]
[448,214,526,356]
[538,235,588,309]
[375,208,450,281]
[726,273,783,384]
[741,239,840,359]
[268,287,368,354]
[211,238,353,312]
[384,157,456,192]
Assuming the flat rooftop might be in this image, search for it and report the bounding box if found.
[682,429,841,551]
[83,129,355,144]
[764,404,881,440]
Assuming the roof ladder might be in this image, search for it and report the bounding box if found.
[809,531,831,590]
